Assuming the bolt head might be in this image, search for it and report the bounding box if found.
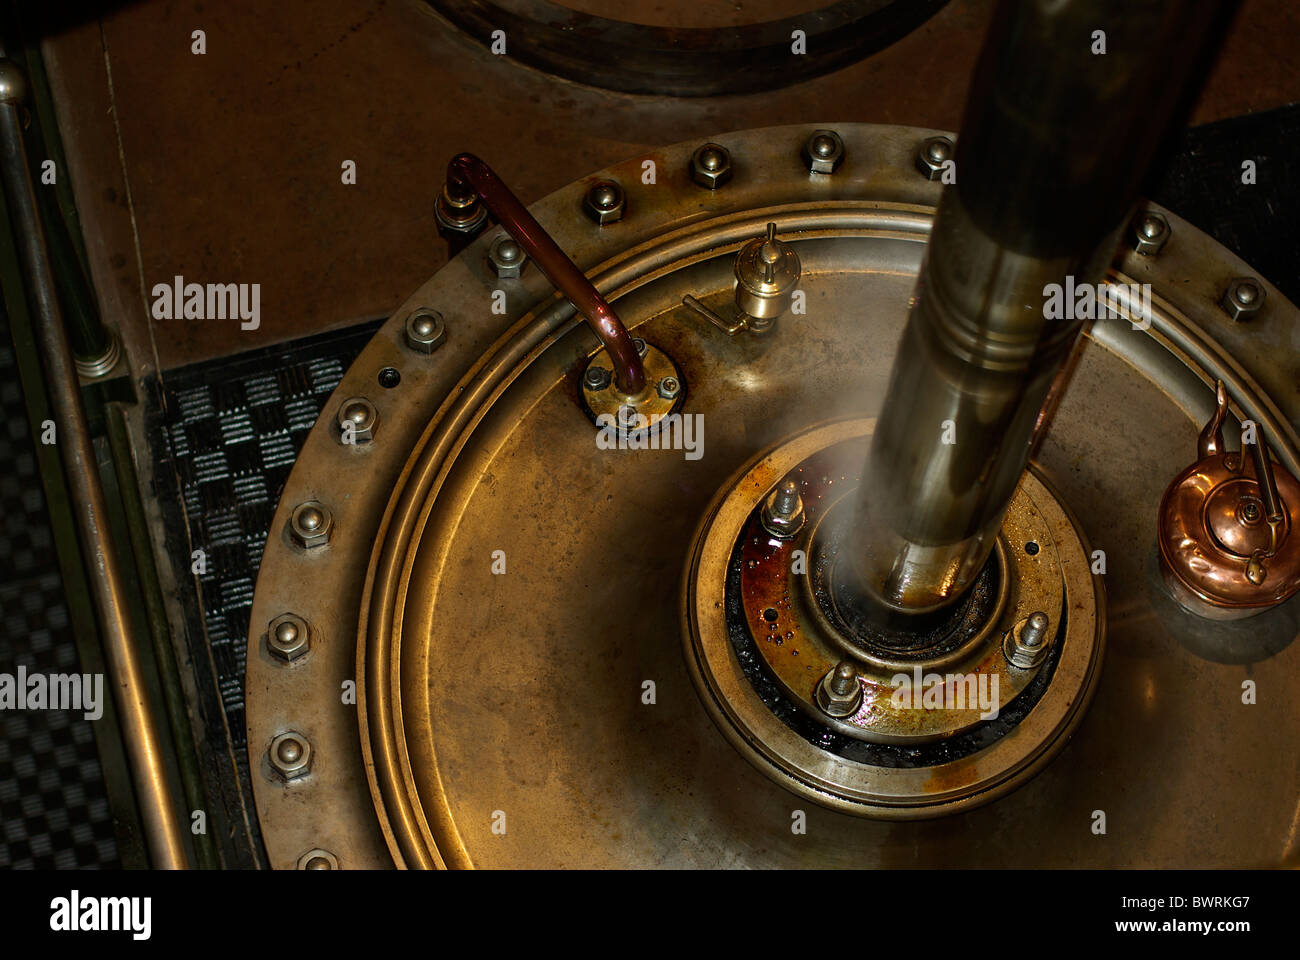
[405,309,447,353]
[632,337,648,358]
[656,376,681,401]
[1222,278,1265,322]
[489,235,528,278]
[802,129,845,174]
[1133,211,1170,255]
[267,613,310,662]
[297,849,339,870]
[690,143,733,189]
[336,397,378,444]
[583,180,625,225]
[915,136,953,180]
[269,732,312,781]
[289,500,333,549]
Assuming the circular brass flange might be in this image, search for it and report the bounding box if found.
[580,341,684,432]
[735,442,1063,744]
[683,419,1105,818]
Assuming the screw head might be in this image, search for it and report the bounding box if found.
[266,613,310,662]
[269,732,312,781]
[405,309,447,353]
[297,849,339,870]
[289,500,333,549]
[489,235,528,278]
[656,376,681,401]
[583,180,625,225]
[1222,278,1265,322]
[802,129,845,174]
[915,136,954,180]
[690,143,733,189]
[1133,211,1170,255]
[336,397,378,444]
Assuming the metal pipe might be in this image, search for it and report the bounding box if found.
[849,0,1229,615]
[446,153,647,395]
[0,58,190,868]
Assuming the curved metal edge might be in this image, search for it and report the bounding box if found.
[421,0,951,97]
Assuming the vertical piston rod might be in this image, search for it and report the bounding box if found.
[848,0,1229,615]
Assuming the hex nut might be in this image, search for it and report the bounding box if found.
[803,130,845,175]
[269,732,312,781]
[690,143,733,190]
[1221,278,1265,322]
[336,397,378,444]
[289,501,333,549]
[916,136,953,180]
[297,849,339,870]
[1133,212,1170,256]
[815,664,863,718]
[266,613,310,662]
[488,235,528,279]
[405,309,447,353]
[583,181,625,225]
[761,483,805,539]
[657,376,681,401]
[583,364,612,392]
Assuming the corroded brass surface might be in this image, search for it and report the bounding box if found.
[730,435,1066,743]
[683,419,1102,816]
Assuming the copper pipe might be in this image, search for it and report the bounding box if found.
[447,154,646,395]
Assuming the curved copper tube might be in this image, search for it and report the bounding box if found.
[447,154,646,395]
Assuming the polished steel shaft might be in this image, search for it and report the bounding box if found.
[850,0,1228,614]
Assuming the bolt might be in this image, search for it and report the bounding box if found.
[336,397,378,444]
[405,309,447,353]
[289,500,333,549]
[1004,611,1051,668]
[1133,212,1170,255]
[1221,278,1265,322]
[829,661,856,696]
[297,849,339,870]
[761,480,805,539]
[489,235,528,278]
[1022,611,1049,648]
[802,129,845,174]
[916,136,953,180]
[269,732,312,781]
[1241,499,1262,523]
[816,660,863,718]
[583,364,612,391]
[690,143,733,189]
[657,376,681,401]
[583,180,625,225]
[266,613,310,662]
[632,337,648,357]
